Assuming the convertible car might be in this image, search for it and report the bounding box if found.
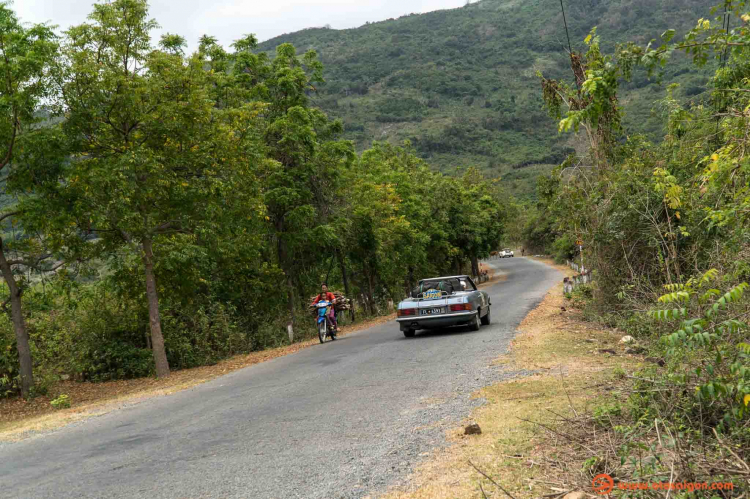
[396,275,491,337]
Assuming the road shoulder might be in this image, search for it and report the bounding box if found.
[381,259,641,499]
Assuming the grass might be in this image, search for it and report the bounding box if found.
[381,259,642,498]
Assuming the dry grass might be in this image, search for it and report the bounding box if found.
[381,267,642,499]
[0,312,396,441]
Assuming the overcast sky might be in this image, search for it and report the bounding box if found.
[14,0,468,49]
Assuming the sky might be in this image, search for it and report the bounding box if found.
[14,0,468,49]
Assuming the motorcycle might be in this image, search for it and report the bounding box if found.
[316,300,336,343]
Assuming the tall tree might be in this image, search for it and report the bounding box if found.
[197,36,354,334]
[59,0,264,377]
[0,3,58,397]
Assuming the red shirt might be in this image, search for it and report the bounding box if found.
[313,292,336,304]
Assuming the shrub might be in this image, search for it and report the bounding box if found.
[0,313,19,398]
[551,235,577,264]
[79,341,154,382]
[50,394,70,409]
[570,283,594,308]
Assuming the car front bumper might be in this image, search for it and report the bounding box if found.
[396,311,478,331]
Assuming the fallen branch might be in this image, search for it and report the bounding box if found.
[713,428,750,474]
[468,460,519,499]
[517,417,597,455]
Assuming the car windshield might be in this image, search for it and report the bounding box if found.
[413,278,465,297]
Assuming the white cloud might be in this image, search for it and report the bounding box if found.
[13,0,466,50]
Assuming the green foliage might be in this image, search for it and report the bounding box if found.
[533,3,750,486]
[551,234,577,264]
[649,276,750,423]
[569,283,594,308]
[0,2,58,164]
[0,312,18,396]
[594,400,623,425]
[50,394,70,409]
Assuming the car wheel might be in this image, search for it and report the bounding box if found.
[403,329,416,338]
[469,312,481,331]
[481,306,491,325]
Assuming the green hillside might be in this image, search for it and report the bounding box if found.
[258,0,716,199]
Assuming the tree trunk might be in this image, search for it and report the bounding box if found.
[275,223,296,331]
[337,249,354,322]
[141,237,170,378]
[404,266,416,298]
[0,240,33,398]
[365,262,376,315]
[471,255,480,278]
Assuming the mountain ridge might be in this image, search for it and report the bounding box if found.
[258,0,715,199]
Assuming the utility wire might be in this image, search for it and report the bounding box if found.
[722,1,731,69]
[715,1,731,142]
[559,0,573,57]
[558,0,578,90]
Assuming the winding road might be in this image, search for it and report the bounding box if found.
[0,257,561,499]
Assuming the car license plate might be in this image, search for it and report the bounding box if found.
[420,307,445,316]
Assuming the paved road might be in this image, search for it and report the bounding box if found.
[0,257,561,499]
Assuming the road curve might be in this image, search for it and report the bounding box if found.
[0,257,561,499]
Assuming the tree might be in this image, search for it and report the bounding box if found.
[445,168,505,277]
[245,42,354,332]
[538,29,622,169]
[0,3,58,397]
[197,35,354,333]
[59,0,264,377]
[343,142,450,305]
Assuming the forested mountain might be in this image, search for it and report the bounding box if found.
[258,0,716,198]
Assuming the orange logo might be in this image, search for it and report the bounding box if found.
[592,474,614,495]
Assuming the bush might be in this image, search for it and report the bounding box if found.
[569,283,593,308]
[551,235,577,264]
[79,341,154,382]
[162,302,247,369]
[50,394,71,409]
[0,313,19,397]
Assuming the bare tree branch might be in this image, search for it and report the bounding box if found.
[468,460,519,499]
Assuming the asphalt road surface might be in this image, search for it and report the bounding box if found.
[0,257,561,499]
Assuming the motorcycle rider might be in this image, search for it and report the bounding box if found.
[312,283,339,333]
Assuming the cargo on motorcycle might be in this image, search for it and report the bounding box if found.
[311,283,340,344]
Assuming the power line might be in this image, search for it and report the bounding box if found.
[558,0,578,90]
[715,1,731,143]
[559,0,573,57]
[722,1,731,69]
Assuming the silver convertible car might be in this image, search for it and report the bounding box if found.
[396,275,491,337]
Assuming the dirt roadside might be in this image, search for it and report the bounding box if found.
[0,269,505,442]
[380,258,642,499]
